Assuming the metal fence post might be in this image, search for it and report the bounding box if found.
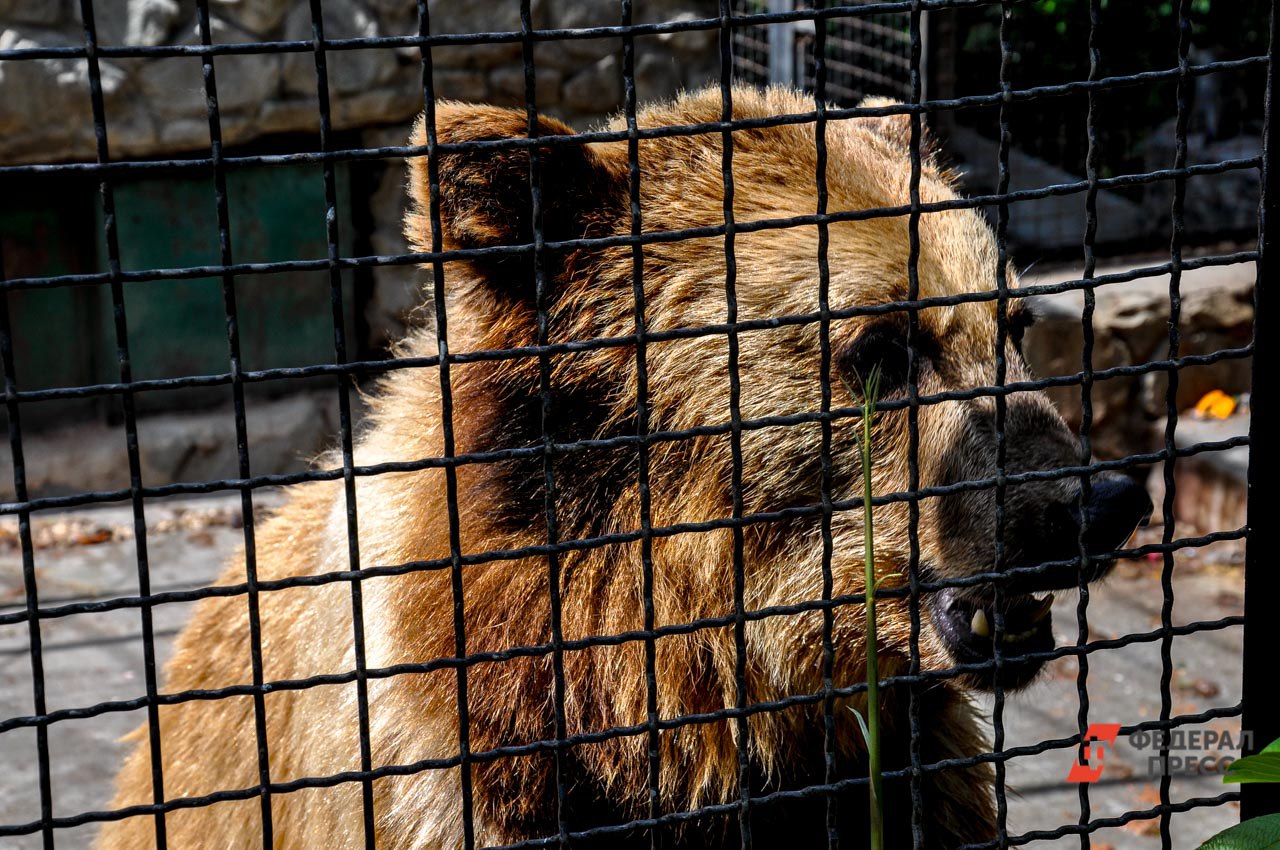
[767,0,796,86]
[1242,0,1280,823]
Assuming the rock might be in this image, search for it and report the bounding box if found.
[1,0,722,165]
[125,0,182,47]
[488,64,562,108]
[0,393,348,501]
[209,0,291,36]
[86,0,169,46]
[281,0,392,96]
[426,0,549,68]
[154,117,212,150]
[544,3,620,63]
[208,48,282,113]
[549,3,618,30]
[0,28,127,162]
[328,86,422,130]
[137,15,281,118]
[1143,120,1261,239]
[562,53,621,115]
[634,50,681,103]
[254,97,314,135]
[0,0,67,26]
[639,0,718,23]
[1147,411,1249,540]
[364,0,413,13]
[652,9,718,56]
[433,68,489,102]
[134,38,203,118]
[1022,259,1255,459]
[948,127,1148,253]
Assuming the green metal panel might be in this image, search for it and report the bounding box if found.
[101,162,358,383]
[0,195,100,397]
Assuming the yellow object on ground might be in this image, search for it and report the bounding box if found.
[1195,389,1237,420]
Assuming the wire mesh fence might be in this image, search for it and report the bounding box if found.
[733,1,914,103]
[0,0,1273,848]
[733,1,1267,254]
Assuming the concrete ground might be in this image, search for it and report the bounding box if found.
[988,544,1245,849]
[0,495,282,850]
[0,498,1247,850]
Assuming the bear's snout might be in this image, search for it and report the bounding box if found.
[928,471,1153,690]
[1003,473,1154,596]
[1073,474,1155,555]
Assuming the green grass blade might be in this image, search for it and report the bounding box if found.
[848,706,872,751]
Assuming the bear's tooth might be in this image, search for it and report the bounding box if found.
[970,608,991,638]
[1029,595,1054,623]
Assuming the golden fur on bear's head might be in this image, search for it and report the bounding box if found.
[392,85,1150,823]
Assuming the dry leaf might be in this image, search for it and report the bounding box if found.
[74,529,113,546]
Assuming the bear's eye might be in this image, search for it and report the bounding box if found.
[840,323,918,396]
[1007,304,1038,352]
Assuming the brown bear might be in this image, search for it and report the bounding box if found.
[97,86,1152,849]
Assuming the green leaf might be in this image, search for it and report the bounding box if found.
[1196,814,1280,850]
[848,707,871,750]
[1262,737,1280,756]
[1224,752,1280,785]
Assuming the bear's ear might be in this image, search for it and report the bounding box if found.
[404,104,624,294]
[857,96,942,164]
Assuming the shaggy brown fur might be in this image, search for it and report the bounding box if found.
[98,87,1104,849]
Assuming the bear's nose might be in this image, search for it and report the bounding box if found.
[1071,474,1154,555]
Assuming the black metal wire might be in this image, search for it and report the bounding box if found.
[0,598,1247,752]
[1155,2,1195,846]
[305,3,377,844]
[0,0,1269,847]
[414,1,478,846]
[1073,0,1103,846]
[520,0,572,844]
[0,344,1252,522]
[0,435,1252,639]
[193,1,274,844]
[904,2,927,847]
[0,251,1255,414]
[0,1,1001,63]
[620,1,665,846]
[0,184,55,850]
[811,12,842,850]
[715,4,755,846]
[76,0,168,846]
[990,1,1014,845]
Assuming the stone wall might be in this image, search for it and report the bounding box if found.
[1022,259,1255,461]
[1,0,720,339]
[0,0,719,164]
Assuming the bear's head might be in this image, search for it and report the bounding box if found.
[404,87,1153,698]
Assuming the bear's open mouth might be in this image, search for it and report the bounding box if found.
[925,480,1154,690]
[928,587,1059,690]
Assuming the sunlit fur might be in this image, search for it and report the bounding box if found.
[99,87,1080,849]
